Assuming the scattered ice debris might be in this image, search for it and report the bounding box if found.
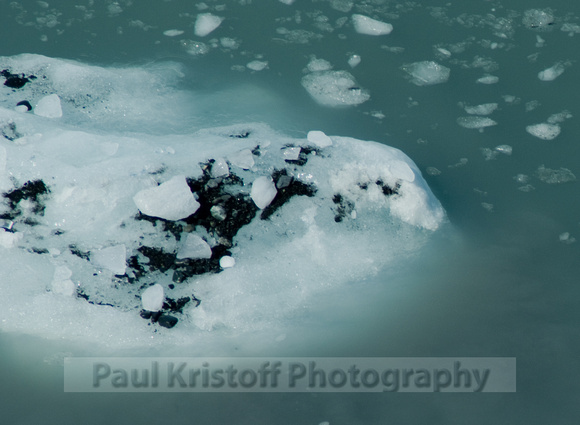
[177,234,212,260]
[481,148,497,161]
[525,100,541,112]
[535,35,546,48]
[536,165,576,184]
[480,145,511,161]
[522,9,555,31]
[351,14,393,36]
[301,70,370,106]
[133,175,201,221]
[476,74,499,84]
[402,61,450,86]
[307,130,332,148]
[495,145,512,155]
[210,157,230,178]
[181,40,210,56]
[526,123,560,140]
[163,29,184,37]
[251,176,277,209]
[464,103,498,115]
[514,174,529,184]
[306,57,333,72]
[448,158,468,168]
[278,0,295,4]
[518,184,535,192]
[547,110,572,124]
[503,95,519,104]
[559,232,576,244]
[194,13,223,37]
[561,23,580,35]
[457,116,497,129]
[481,202,494,212]
[91,244,127,275]
[219,256,235,268]
[246,60,268,71]
[141,284,164,312]
[426,167,441,176]
[348,54,361,68]
[220,37,240,49]
[538,62,568,81]
[34,93,62,118]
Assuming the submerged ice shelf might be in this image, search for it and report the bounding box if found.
[0,55,445,345]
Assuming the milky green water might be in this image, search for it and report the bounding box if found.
[1,1,580,423]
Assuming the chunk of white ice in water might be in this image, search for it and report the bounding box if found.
[194,13,223,37]
[228,149,254,170]
[163,29,184,37]
[352,14,393,36]
[220,256,235,268]
[538,62,567,81]
[133,175,200,220]
[523,9,555,30]
[464,103,498,115]
[34,94,62,118]
[251,176,277,209]
[91,244,127,275]
[177,234,212,260]
[247,60,268,71]
[537,165,576,184]
[307,130,333,148]
[476,74,499,84]
[301,70,370,106]
[307,57,333,72]
[278,0,295,4]
[348,54,361,68]
[211,157,229,178]
[526,123,560,140]
[402,61,450,86]
[141,284,164,312]
[457,116,497,129]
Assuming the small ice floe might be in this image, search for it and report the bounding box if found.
[402,61,450,86]
[133,175,200,220]
[301,70,370,106]
[141,284,164,312]
[476,74,499,84]
[347,54,361,68]
[559,232,576,244]
[307,130,332,148]
[457,116,497,129]
[228,149,254,170]
[251,176,277,209]
[526,123,560,140]
[481,202,494,212]
[351,14,393,36]
[163,29,184,37]
[522,9,555,31]
[177,234,212,260]
[538,62,568,81]
[34,94,62,118]
[211,157,230,178]
[194,13,223,37]
[464,103,498,115]
[91,244,127,275]
[247,60,268,71]
[536,165,576,184]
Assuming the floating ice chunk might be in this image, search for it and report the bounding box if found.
[219,256,235,268]
[141,284,164,312]
[538,62,567,81]
[0,228,22,248]
[402,61,450,86]
[301,70,370,107]
[228,149,254,170]
[526,123,560,140]
[282,146,301,160]
[163,29,184,37]
[426,167,441,176]
[537,165,576,184]
[91,244,127,275]
[547,110,572,124]
[133,175,200,220]
[481,202,494,212]
[307,57,333,72]
[457,116,497,129]
[177,234,212,260]
[220,37,239,49]
[194,13,223,37]
[559,232,576,244]
[476,74,499,84]
[348,54,361,68]
[211,157,230,178]
[34,94,62,118]
[247,60,268,71]
[307,130,333,148]
[352,14,393,36]
[495,145,512,155]
[523,9,555,31]
[464,103,498,115]
[182,40,210,56]
[251,176,277,209]
[561,23,580,35]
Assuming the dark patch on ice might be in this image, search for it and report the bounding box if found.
[76,290,115,308]
[16,100,32,111]
[261,169,317,220]
[1,69,36,89]
[376,179,400,196]
[158,314,179,329]
[69,245,90,261]
[283,145,320,166]
[332,194,355,223]
[1,121,22,141]
[1,179,50,221]
[251,145,261,156]
[229,130,250,138]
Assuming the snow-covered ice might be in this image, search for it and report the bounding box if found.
[464,103,498,116]
[91,244,127,275]
[307,130,333,148]
[402,61,450,86]
[526,123,560,140]
[352,14,393,36]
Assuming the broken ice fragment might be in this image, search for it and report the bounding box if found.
[538,62,567,81]
[194,13,223,37]
[219,256,235,268]
[133,175,200,221]
[307,130,333,148]
[141,284,164,312]
[402,61,450,86]
[91,244,127,275]
[211,157,229,178]
[228,149,254,170]
[301,70,370,107]
[352,14,393,36]
[251,176,277,209]
[34,94,62,118]
[457,116,497,129]
[464,103,498,115]
[282,146,301,160]
[176,234,212,260]
[526,123,560,140]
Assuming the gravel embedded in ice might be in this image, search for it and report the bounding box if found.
[307,130,332,148]
[538,62,567,81]
[301,70,370,106]
[141,284,164,312]
[464,103,498,115]
[133,175,200,220]
[526,123,560,140]
[91,244,127,275]
[352,14,393,36]
[34,94,62,118]
[194,13,223,37]
[219,256,235,268]
[457,116,497,129]
[177,234,212,260]
[251,176,277,209]
[403,61,450,86]
[247,60,268,71]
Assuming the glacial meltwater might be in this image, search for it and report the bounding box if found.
[0,1,579,424]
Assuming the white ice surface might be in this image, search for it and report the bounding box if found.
[251,176,277,209]
[141,284,164,312]
[403,61,450,86]
[302,70,370,106]
[34,94,62,118]
[0,54,445,347]
[194,13,223,37]
[352,14,393,36]
[526,123,561,140]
